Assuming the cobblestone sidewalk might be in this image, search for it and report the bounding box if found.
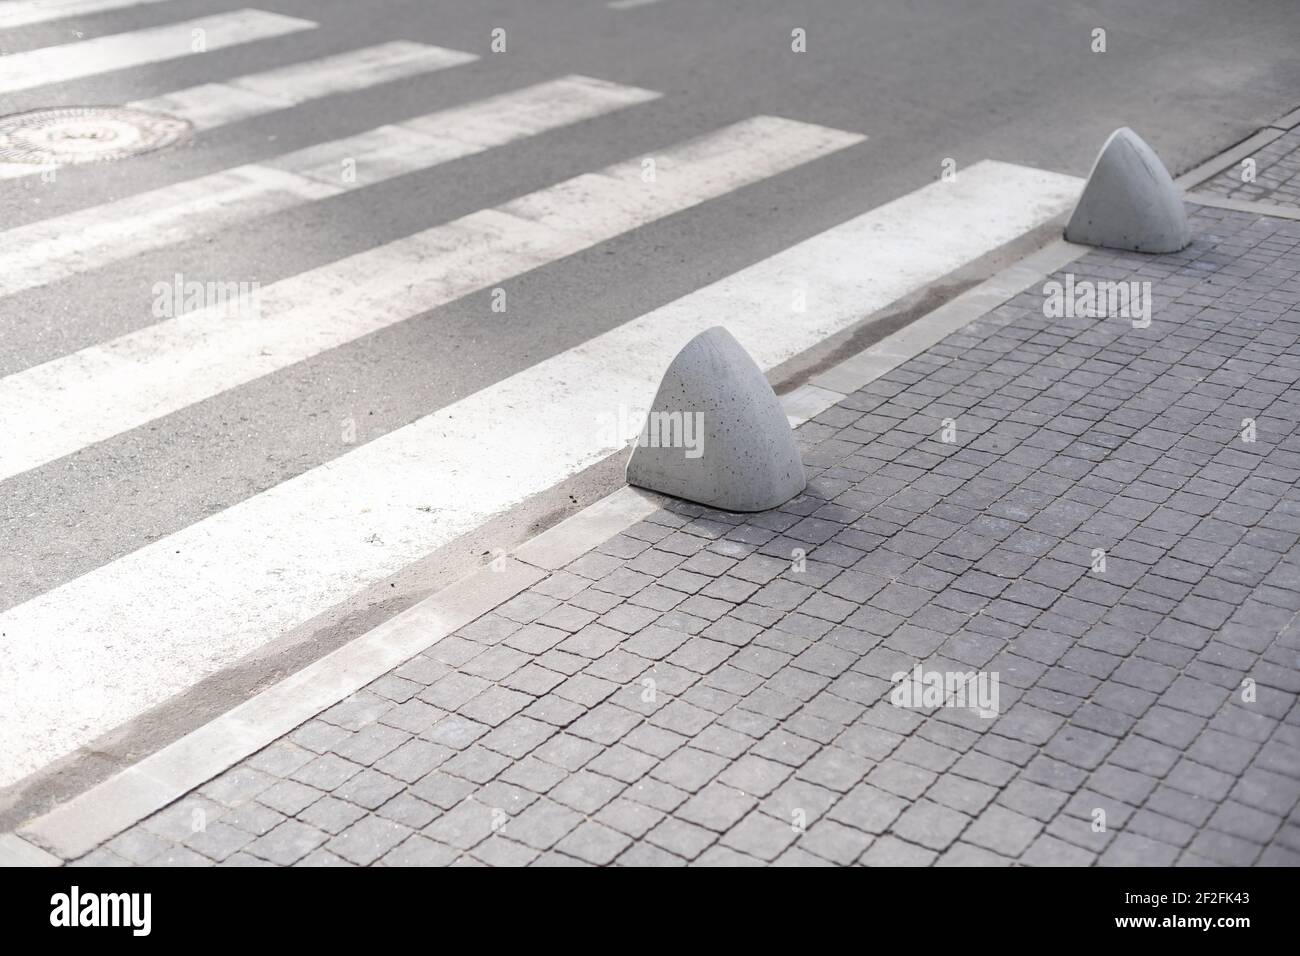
[79,206,1300,867]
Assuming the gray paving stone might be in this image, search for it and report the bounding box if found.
[258,780,326,816]
[890,799,971,851]
[326,816,413,865]
[381,834,459,867]
[645,817,717,861]
[246,820,329,866]
[182,822,255,862]
[507,798,586,851]
[554,821,633,865]
[962,805,1042,857]
[298,795,369,835]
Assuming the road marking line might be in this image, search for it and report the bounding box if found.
[0,41,481,180]
[0,113,851,483]
[0,159,1078,786]
[0,9,315,94]
[136,40,480,129]
[0,0,174,30]
[0,74,659,300]
[608,0,666,9]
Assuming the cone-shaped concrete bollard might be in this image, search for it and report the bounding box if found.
[626,327,806,512]
[1065,127,1190,254]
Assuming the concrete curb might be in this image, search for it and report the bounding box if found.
[0,833,61,867]
[5,234,1087,864]
[1269,106,1300,131]
[1174,127,1286,190]
[785,238,1089,425]
[1184,192,1300,222]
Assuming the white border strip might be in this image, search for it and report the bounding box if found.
[0,0,174,30]
[1184,192,1300,222]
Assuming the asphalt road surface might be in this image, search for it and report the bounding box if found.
[1,0,1298,801]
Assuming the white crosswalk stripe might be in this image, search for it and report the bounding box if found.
[0,9,315,94]
[0,75,658,302]
[0,0,175,30]
[136,41,479,129]
[0,41,479,179]
[0,112,851,483]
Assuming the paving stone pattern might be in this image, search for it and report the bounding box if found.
[78,207,1300,866]
[1201,126,1300,210]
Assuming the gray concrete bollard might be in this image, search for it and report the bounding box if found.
[626,326,806,512]
[1065,127,1191,254]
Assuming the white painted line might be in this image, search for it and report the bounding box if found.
[0,74,659,301]
[0,159,1076,788]
[608,0,666,9]
[0,0,173,30]
[0,112,848,484]
[0,41,481,181]
[136,41,479,130]
[0,9,316,94]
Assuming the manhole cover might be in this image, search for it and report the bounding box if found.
[0,106,191,165]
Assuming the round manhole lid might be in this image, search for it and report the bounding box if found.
[0,106,191,165]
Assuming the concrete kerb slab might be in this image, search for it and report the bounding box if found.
[0,833,61,867]
[1270,105,1300,131]
[802,238,1088,411]
[514,486,662,570]
[1185,192,1300,222]
[782,383,847,427]
[1175,127,1286,190]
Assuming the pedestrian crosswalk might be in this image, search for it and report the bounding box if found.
[0,41,479,179]
[0,0,176,30]
[0,74,660,302]
[0,114,855,484]
[0,2,1082,786]
[0,9,315,94]
[135,41,479,130]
